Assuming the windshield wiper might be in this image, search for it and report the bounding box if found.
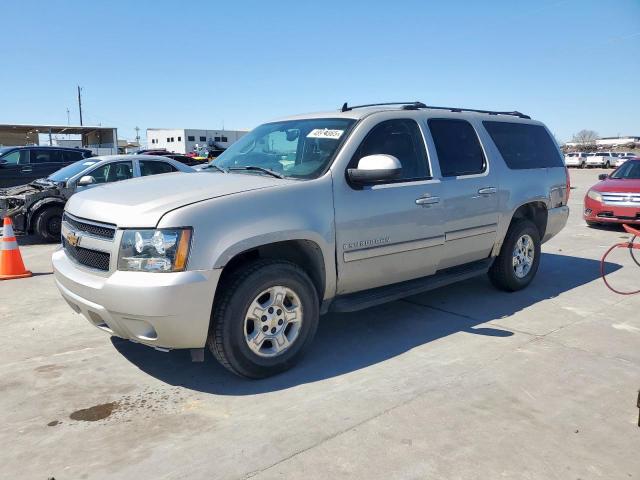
[228,166,284,179]
[200,164,227,173]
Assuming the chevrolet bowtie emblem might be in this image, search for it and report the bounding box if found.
[66,231,81,247]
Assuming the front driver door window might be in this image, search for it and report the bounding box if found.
[86,161,133,185]
[350,119,431,181]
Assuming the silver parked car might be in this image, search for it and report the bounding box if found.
[53,102,569,378]
[0,155,193,241]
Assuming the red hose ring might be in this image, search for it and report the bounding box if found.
[601,239,640,295]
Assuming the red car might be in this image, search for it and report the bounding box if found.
[584,158,640,226]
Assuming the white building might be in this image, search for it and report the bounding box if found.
[146,128,248,154]
[595,136,640,147]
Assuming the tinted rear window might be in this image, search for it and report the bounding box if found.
[483,121,563,169]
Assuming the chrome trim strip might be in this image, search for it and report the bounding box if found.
[445,223,498,242]
[343,235,444,263]
[64,211,116,229]
[61,222,113,253]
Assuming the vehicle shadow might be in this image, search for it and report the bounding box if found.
[112,252,619,395]
[14,233,57,246]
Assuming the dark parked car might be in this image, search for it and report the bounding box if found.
[0,146,94,188]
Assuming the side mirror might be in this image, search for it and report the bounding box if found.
[347,154,402,185]
[77,175,96,186]
[598,173,608,181]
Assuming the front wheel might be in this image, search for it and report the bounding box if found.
[488,219,541,292]
[34,206,63,242]
[208,259,319,378]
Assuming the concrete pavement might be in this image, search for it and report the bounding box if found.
[0,168,638,479]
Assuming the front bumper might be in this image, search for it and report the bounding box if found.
[584,197,640,225]
[52,248,222,349]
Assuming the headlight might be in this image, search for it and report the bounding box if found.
[587,190,602,202]
[118,228,192,272]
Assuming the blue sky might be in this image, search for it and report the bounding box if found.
[1,0,638,143]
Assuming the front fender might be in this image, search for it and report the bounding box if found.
[27,197,67,228]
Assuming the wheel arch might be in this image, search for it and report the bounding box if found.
[215,238,329,304]
[492,200,548,256]
[26,198,66,231]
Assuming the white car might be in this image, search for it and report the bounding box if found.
[614,155,638,167]
[564,152,588,168]
[585,151,617,168]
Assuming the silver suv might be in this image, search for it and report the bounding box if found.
[53,102,570,378]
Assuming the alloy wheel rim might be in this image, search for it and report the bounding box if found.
[512,234,535,279]
[243,286,303,358]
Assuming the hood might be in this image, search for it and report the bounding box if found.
[65,171,292,227]
[593,178,640,193]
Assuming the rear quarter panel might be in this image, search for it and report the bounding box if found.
[476,120,568,253]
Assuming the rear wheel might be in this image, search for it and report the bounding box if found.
[34,206,63,242]
[489,219,541,292]
[207,259,319,378]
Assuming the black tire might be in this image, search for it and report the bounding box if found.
[34,206,63,242]
[207,259,319,378]
[488,219,541,292]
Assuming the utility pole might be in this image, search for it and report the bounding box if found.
[77,85,83,126]
[135,126,140,145]
[66,108,70,126]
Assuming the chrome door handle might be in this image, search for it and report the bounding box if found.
[21,167,33,173]
[478,187,497,195]
[416,196,440,206]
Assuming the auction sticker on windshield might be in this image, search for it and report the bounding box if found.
[307,129,344,140]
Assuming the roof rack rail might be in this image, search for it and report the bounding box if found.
[341,101,426,112]
[340,101,530,119]
[421,105,531,119]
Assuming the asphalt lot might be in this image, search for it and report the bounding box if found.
[1,168,639,480]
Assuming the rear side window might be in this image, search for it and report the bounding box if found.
[63,150,85,162]
[483,121,563,169]
[428,119,486,177]
[139,160,177,176]
[30,149,63,163]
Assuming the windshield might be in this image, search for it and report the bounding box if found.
[610,161,640,179]
[48,159,99,182]
[212,118,356,179]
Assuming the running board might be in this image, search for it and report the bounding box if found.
[329,258,493,313]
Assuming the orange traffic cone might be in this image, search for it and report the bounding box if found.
[0,217,32,280]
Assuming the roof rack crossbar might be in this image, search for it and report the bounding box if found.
[341,101,426,112]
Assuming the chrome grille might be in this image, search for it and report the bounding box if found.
[601,192,640,206]
[62,213,116,240]
[62,238,111,271]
